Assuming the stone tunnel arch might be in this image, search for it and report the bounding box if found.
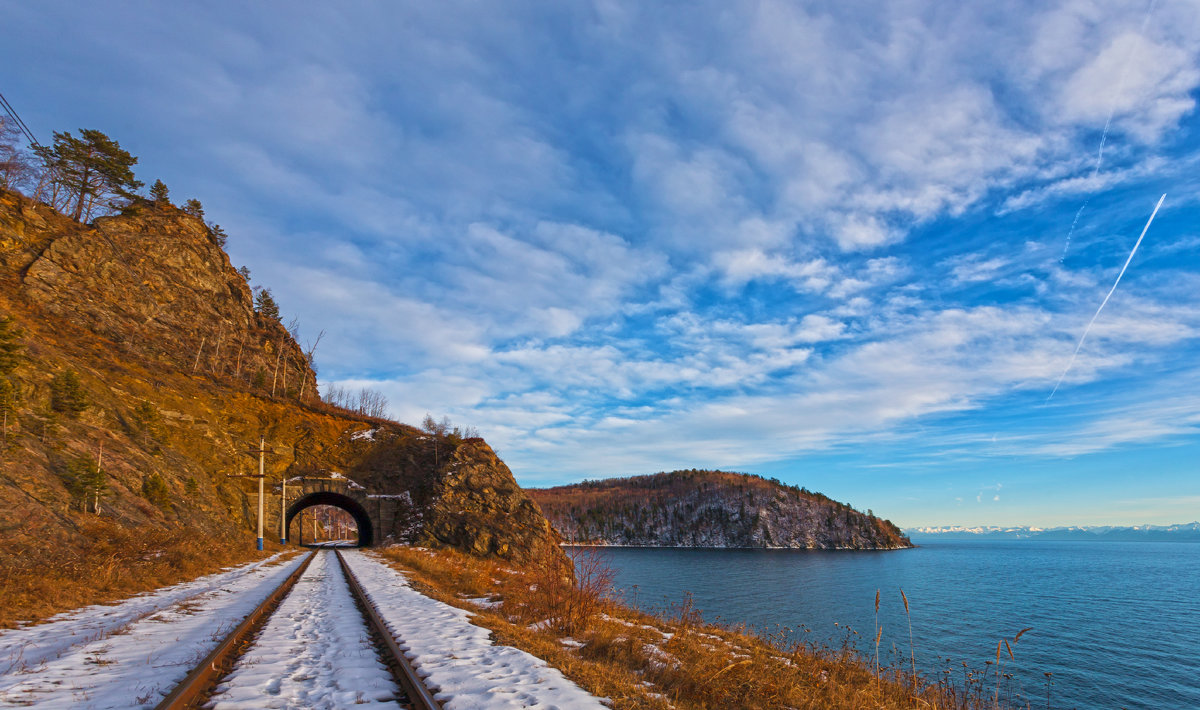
[286,490,375,547]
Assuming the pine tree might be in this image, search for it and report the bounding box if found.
[36,129,142,222]
[131,400,160,442]
[254,289,280,323]
[182,198,205,219]
[207,223,227,248]
[0,316,23,377]
[50,370,88,417]
[149,179,170,204]
[237,266,251,282]
[0,378,16,446]
[63,456,106,513]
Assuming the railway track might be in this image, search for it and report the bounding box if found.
[155,549,441,710]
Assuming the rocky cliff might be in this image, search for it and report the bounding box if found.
[0,187,561,599]
[6,194,315,398]
[530,470,912,550]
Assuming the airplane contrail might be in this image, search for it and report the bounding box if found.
[1047,193,1166,401]
[1060,0,1159,263]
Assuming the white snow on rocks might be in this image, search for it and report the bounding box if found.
[208,550,398,709]
[0,553,308,709]
[341,550,610,710]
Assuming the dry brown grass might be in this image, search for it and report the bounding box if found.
[377,544,1015,710]
[0,517,286,629]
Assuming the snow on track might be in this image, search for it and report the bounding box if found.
[341,549,610,710]
[0,552,297,675]
[207,550,399,709]
[0,552,309,709]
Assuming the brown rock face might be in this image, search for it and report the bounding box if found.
[0,187,564,584]
[17,202,314,397]
[420,439,562,564]
[530,470,913,550]
[346,430,562,565]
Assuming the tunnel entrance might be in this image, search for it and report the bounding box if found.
[286,490,375,547]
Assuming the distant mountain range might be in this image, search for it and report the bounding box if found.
[905,522,1200,542]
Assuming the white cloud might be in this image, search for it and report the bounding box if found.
[833,215,901,251]
[1059,32,1199,142]
[713,249,839,293]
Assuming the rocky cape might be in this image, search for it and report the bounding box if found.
[0,188,561,568]
[530,470,912,550]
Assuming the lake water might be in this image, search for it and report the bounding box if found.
[586,541,1200,710]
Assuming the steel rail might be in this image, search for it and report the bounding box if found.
[336,549,443,710]
[154,551,315,710]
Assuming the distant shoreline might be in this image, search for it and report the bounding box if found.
[559,542,913,551]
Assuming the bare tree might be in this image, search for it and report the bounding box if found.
[320,383,387,418]
[297,329,324,401]
[0,117,35,192]
[358,388,388,418]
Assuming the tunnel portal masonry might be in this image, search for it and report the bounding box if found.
[282,474,411,548]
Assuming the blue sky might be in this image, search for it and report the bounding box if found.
[4,1,1199,527]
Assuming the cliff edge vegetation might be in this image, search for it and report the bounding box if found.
[530,470,912,550]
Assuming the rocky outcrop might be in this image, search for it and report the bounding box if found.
[344,430,561,564]
[13,198,315,399]
[530,470,912,550]
[0,187,562,572]
[420,439,562,563]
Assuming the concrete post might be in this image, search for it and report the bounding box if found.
[280,477,287,544]
[256,435,265,551]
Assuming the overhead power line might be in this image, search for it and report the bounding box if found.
[0,90,41,148]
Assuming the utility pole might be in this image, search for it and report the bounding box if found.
[256,436,265,550]
[229,436,277,552]
[280,476,287,544]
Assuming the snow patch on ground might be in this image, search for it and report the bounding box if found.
[350,428,377,441]
[462,596,503,610]
[208,550,397,708]
[0,553,309,708]
[0,553,295,675]
[342,550,610,710]
[641,644,680,670]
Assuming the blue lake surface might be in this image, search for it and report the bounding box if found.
[585,541,1200,710]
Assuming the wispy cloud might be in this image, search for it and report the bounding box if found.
[8,0,1200,523]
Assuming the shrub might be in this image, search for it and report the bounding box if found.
[141,473,171,508]
[522,544,615,635]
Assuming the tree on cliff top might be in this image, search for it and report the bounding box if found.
[36,129,142,222]
[149,179,170,204]
[182,198,204,219]
[254,288,280,324]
